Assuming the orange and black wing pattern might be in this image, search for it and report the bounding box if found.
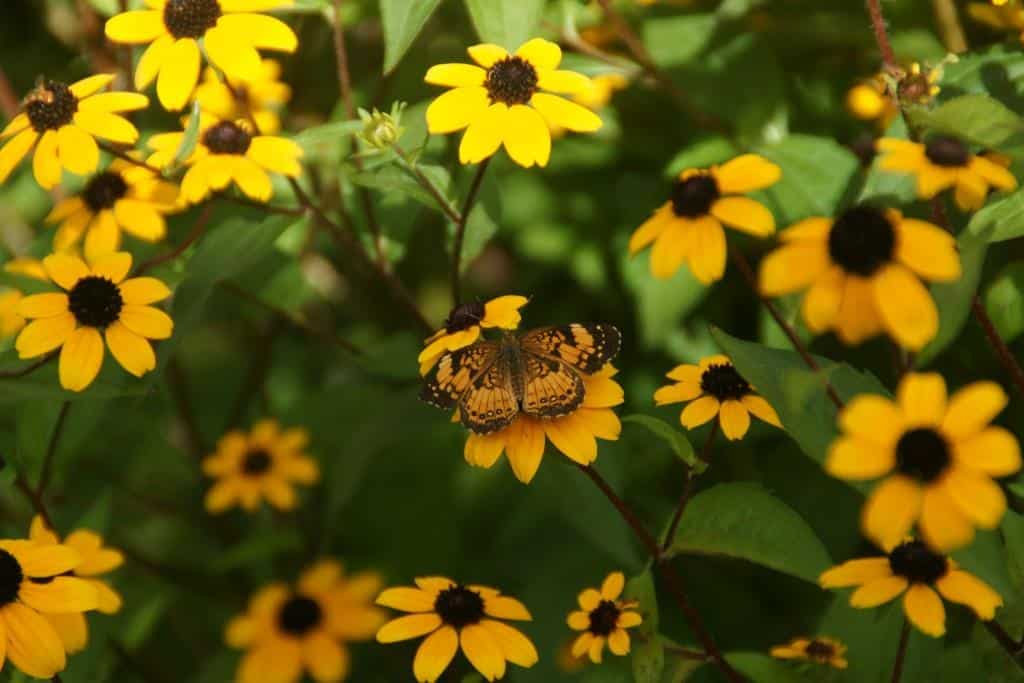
[520,351,585,418]
[519,323,621,374]
[420,341,500,411]
[458,356,520,434]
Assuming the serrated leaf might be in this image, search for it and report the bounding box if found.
[464,0,546,49]
[381,0,443,73]
[622,415,704,473]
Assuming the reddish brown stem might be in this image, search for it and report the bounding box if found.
[135,205,214,275]
[865,0,899,69]
[890,620,910,682]
[662,422,716,551]
[451,159,490,305]
[971,296,1024,398]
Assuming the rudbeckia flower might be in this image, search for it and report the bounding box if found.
[194,60,291,135]
[968,1,1024,35]
[463,364,624,484]
[28,516,123,654]
[46,158,181,262]
[566,572,642,664]
[15,251,174,392]
[654,354,781,440]
[845,75,896,127]
[203,419,319,513]
[770,636,848,669]
[0,537,99,678]
[376,577,538,682]
[227,560,386,683]
[147,115,302,203]
[418,296,529,375]
[425,38,602,167]
[826,373,1020,552]
[877,137,1018,211]
[628,154,781,283]
[820,539,1002,637]
[105,0,298,111]
[0,75,148,189]
[759,206,961,350]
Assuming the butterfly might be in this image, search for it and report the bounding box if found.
[421,323,622,435]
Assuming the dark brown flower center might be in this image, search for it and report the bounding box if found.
[83,171,129,211]
[888,540,948,584]
[163,0,222,39]
[924,136,970,168]
[805,640,835,660]
[895,428,950,483]
[241,449,272,475]
[485,57,538,105]
[278,596,323,636]
[587,600,621,637]
[69,276,123,328]
[435,585,484,628]
[671,175,720,218]
[203,121,252,155]
[0,550,23,606]
[827,205,895,277]
[25,81,77,132]
[444,301,486,333]
[701,363,752,402]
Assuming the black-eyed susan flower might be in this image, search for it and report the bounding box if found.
[770,636,848,669]
[628,154,781,283]
[105,0,298,112]
[425,38,602,168]
[377,577,538,682]
[826,373,1020,552]
[194,60,291,135]
[15,251,173,392]
[0,537,98,678]
[968,1,1024,35]
[28,516,123,654]
[566,572,642,664]
[46,158,181,262]
[148,114,302,203]
[0,75,148,189]
[418,296,529,375]
[759,206,960,350]
[203,419,319,513]
[845,74,896,128]
[820,539,1002,637]
[877,137,1018,211]
[227,560,386,683]
[654,354,781,441]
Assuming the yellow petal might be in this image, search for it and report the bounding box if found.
[654,382,702,405]
[424,63,487,88]
[480,620,538,667]
[711,196,775,237]
[505,418,546,483]
[46,612,88,654]
[157,38,201,111]
[114,199,167,242]
[530,93,602,132]
[861,475,922,550]
[515,38,562,70]
[3,603,66,678]
[105,322,156,377]
[608,629,630,656]
[301,633,348,683]
[849,575,908,607]
[502,104,551,168]
[377,613,442,643]
[59,326,105,392]
[376,587,435,612]
[17,293,69,319]
[481,295,528,329]
[89,251,132,283]
[72,111,139,145]
[460,623,507,681]
[136,34,174,89]
[413,625,459,683]
[119,277,172,305]
[649,220,689,279]
[537,69,591,95]
[0,128,37,184]
[895,218,961,282]
[56,125,100,175]
[545,412,597,465]
[628,204,673,255]
[942,381,1007,440]
[33,129,62,189]
[718,400,750,440]
[246,136,302,176]
[742,395,781,428]
[105,10,165,43]
[897,372,947,426]
[834,275,883,345]
[467,43,509,68]
[69,74,115,99]
[825,436,894,480]
[919,484,975,552]
[819,557,893,588]
[601,572,625,600]
[712,154,782,194]
[459,102,508,164]
[903,584,945,637]
[231,156,274,201]
[686,216,727,284]
[944,467,1006,528]
[758,242,829,296]
[953,427,1021,477]
[15,314,76,358]
[18,576,98,613]
[78,92,150,114]
[680,395,719,429]
[216,13,298,53]
[935,570,1003,621]
[838,394,904,447]
[204,25,263,84]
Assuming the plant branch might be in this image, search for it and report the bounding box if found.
[99,143,163,175]
[662,422,716,552]
[865,0,898,70]
[393,143,463,224]
[14,474,53,528]
[932,0,967,53]
[983,621,1024,669]
[890,619,910,682]
[135,204,215,275]
[36,402,71,497]
[971,296,1024,398]
[0,352,56,379]
[451,159,491,305]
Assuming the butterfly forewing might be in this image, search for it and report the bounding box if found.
[458,354,520,434]
[420,341,500,410]
[519,323,621,374]
[520,352,585,418]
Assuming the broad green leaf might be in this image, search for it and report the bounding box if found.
[909,94,1024,151]
[1001,511,1024,587]
[622,251,708,350]
[381,0,443,73]
[984,261,1024,343]
[351,163,451,213]
[757,134,860,224]
[173,100,202,166]
[184,215,294,288]
[942,45,1024,104]
[967,189,1024,243]
[454,204,498,272]
[627,571,663,683]
[294,120,363,156]
[633,635,666,683]
[625,570,659,633]
[622,415,704,473]
[643,14,717,68]
[724,652,803,682]
[464,0,547,50]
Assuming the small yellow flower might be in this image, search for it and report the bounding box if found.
[759,206,961,350]
[968,1,1024,34]
[820,539,1002,637]
[425,38,602,167]
[203,419,320,513]
[573,73,628,111]
[376,576,538,683]
[15,251,174,391]
[0,75,148,189]
[46,158,181,262]
[566,572,643,664]
[418,296,529,374]
[227,560,386,683]
[147,114,302,203]
[826,372,1020,552]
[629,154,781,283]
[654,354,781,440]
[877,137,1018,211]
[845,75,896,127]
[770,636,848,669]
[193,59,291,135]
[105,0,298,111]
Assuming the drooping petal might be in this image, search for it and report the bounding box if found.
[861,475,922,550]
[461,624,507,681]
[902,584,945,637]
[56,125,100,175]
[135,34,174,89]
[895,218,961,282]
[504,418,546,483]
[0,129,38,183]
[105,322,156,377]
[480,620,538,668]
[3,603,66,679]
[711,196,775,236]
[801,266,845,333]
[718,400,750,440]
[33,130,63,189]
[849,576,908,607]
[935,570,1003,621]
[502,104,551,168]
[459,103,508,164]
[919,484,975,552]
[413,625,459,683]
[742,395,781,428]
[530,93,602,132]
[157,38,201,111]
[216,13,298,53]
[944,467,1006,529]
[118,304,174,339]
[679,395,719,429]
[59,327,105,392]
[942,381,1007,440]
[758,243,830,296]
[686,217,726,284]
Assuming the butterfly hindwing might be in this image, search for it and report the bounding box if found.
[420,341,500,410]
[458,355,520,434]
[520,351,585,418]
[519,323,621,374]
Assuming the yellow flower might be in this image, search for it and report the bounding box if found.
[28,516,124,654]
[203,418,320,513]
[105,0,298,111]
[227,560,386,683]
[877,137,1018,211]
[628,154,781,283]
[566,572,643,664]
[845,75,896,127]
[825,373,1020,552]
[45,158,181,262]
[0,75,148,189]
[15,251,174,392]
[0,537,99,678]
[968,1,1024,33]
[770,636,848,668]
[463,364,624,483]
[418,296,529,375]
[148,114,302,203]
[376,576,538,682]
[425,38,602,167]
[820,539,1002,638]
[759,206,961,350]
[572,73,628,111]
[193,59,291,135]
[654,354,781,441]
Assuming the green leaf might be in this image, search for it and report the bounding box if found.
[464,0,546,49]
[455,204,498,272]
[967,189,1024,243]
[984,261,1024,343]
[173,100,202,166]
[185,215,294,287]
[622,251,708,350]
[909,94,1024,151]
[626,571,664,683]
[351,164,451,213]
[381,0,443,73]
[294,120,363,156]
[643,14,717,68]
[666,482,831,582]
[210,530,303,572]
[633,635,666,683]
[757,134,860,224]
[724,652,803,682]
[622,415,704,473]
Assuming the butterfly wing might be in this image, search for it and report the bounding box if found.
[519,323,622,374]
[420,341,500,411]
[458,353,520,435]
[520,351,585,418]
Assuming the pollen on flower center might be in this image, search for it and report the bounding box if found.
[827,206,895,276]
[671,175,720,218]
[0,550,23,606]
[888,540,948,584]
[434,585,485,628]
[25,81,77,132]
[587,600,621,637]
[895,428,951,482]
[83,172,129,211]
[163,0,222,39]
[241,449,272,475]
[444,301,486,333]
[701,363,752,401]
[485,57,539,105]
[805,640,835,660]
[277,596,323,636]
[68,276,124,328]
[203,121,252,155]
[924,136,970,168]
